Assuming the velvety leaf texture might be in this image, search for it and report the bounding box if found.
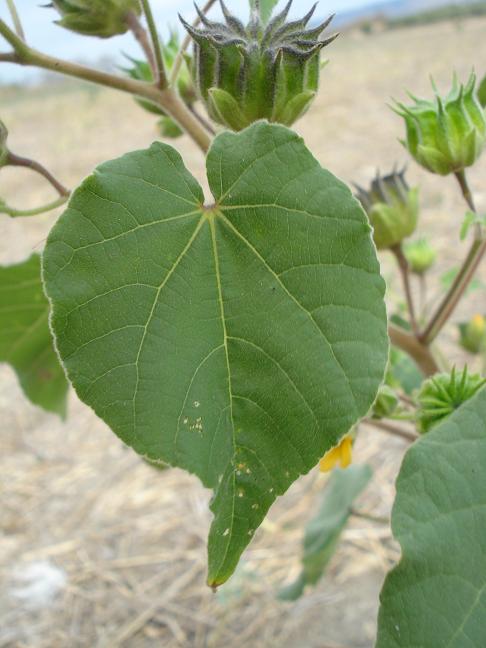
[279,464,372,601]
[376,386,486,648]
[42,122,388,586]
[0,254,68,416]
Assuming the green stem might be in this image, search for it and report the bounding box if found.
[1,196,68,218]
[6,0,24,40]
[140,0,167,89]
[391,243,419,337]
[389,323,439,376]
[7,151,69,196]
[366,417,418,443]
[0,19,212,153]
[125,10,156,76]
[421,170,485,344]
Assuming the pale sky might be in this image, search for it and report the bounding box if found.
[0,0,391,83]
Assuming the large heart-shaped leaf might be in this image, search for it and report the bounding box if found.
[42,122,388,586]
[376,386,486,647]
[0,254,68,416]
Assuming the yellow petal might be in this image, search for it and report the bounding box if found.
[319,435,353,473]
[319,446,341,472]
[339,436,353,469]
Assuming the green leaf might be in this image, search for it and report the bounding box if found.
[388,347,424,395]
[249,0,279,25]
[279,464,373,601]
[478,73,486,108]
[441,267,485,294]
[376,386,486,648]
[0,254,68,416]
[42,122,388,586]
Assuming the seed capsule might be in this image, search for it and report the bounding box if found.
[417,367,486,434]
[49,0,141,38]
[393,73,486,176]
[355,168,419,250]
[404,238,437,275]
[181,0,337,130]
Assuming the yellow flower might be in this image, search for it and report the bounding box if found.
[319,435,353,473]
[472,314,486,334]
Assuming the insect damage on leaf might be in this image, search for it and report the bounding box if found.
[42,121,388,587]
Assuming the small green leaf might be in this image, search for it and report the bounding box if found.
[43,122,388,586]
[0,254,68,416]
[460,210,486,241]
[376,385,486,648]
[478,73,486,108]
[279,465,373,601]
[249,0,279,25]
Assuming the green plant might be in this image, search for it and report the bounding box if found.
[1,0,486,642]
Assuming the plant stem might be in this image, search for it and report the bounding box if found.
[1,196,68,218]
[421,170,485,344]
[0,19,212,152]
[170,0,218,86]
[140,0,167,89]
[388,323,439,376]
[350,508,389,525]
[125,10,156,76]
[6,0,24,40]
[366,417,418,443]
[7,152,69,196]
[391,243,419,336]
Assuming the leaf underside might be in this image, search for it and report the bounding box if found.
[42,122,388,586]
[0,254,68,417]
[376,386,486,648]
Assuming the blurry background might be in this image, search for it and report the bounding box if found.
[1,1,486,646]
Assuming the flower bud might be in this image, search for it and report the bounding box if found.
[404,238,437,275]
[417,366,486,434]
[181,0,337,130]
[49,0,141,38]
[371,385,400,420]
[0,119,9,168]
[158,117,183,139]
[355,168,419,250]
[458,314,486,355]
[393,73,486,176]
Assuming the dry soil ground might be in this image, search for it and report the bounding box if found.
[1,15,486,648]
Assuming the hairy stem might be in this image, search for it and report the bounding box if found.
[6,0,24,40]
[140,0,167,89]
[126,10,156,76]
[421,170,485,344]
[0,19,212,152]
[389,324,439,376]
[1,196,68,218]
[391,243,419,336]
[170,0,218,86]
[367,417,418,443]
[7,152,69,197]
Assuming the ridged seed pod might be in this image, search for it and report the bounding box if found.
[49,0,141,38]
[417,367,486,434]
[393,73,486,176]
[180,0,337,130]
[355,168,419,250]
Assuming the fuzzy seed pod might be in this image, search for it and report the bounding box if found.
[355,168,419,250]
[417,367,486,434]
[0,120,9,168]
[49,0,141,38]
[404,238,437,275]
[180,0,337,130]
[393,73,486,176]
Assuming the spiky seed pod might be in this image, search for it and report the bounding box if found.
[417,367,486,434]
[180,0,337,130]
[371,385,400,420]
[404,238,437,275]
[355,168,419,250]
[458,314,486,355]
[393,73,486,176]
[0,120,9,168]
[123,33,196,139]
[48,0,141,38]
